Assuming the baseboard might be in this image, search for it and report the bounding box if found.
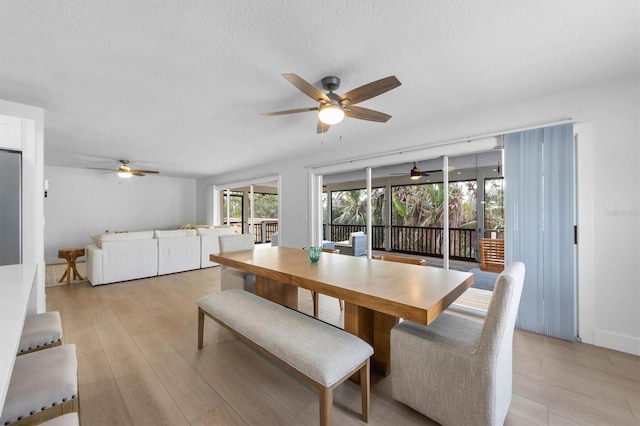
[593,328,640,356]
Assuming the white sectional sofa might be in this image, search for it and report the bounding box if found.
[87,230,158,286]
[156,229,201,275]
[198,227,236,268]
[86,227,237,286]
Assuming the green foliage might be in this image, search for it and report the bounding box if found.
[253,193,278,218]
[331,188,385,226]
[484,178,504,231]
[391,181,477,228]
[222,194,243,220]
[392,191,406,218]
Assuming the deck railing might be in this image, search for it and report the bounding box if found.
[223,220,278,244]
[252,221,278,244]
[326,224,385,250]
[326,224,480,261]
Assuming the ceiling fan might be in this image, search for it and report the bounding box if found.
[391,163,454,180]
[86,160,159,178]
[262,73,401,133]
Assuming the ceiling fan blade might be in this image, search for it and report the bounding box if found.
[422,166,455,173]
[282,73,331,103]
[344,105,392,122]
[85,167,116,171]
[262,107,318,116]
[339,76,401,105]
[316,120,331,134]
[132,169,159,174]
[390,166,455,176]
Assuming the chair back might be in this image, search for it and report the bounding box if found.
[351,233,367,256]
[322,248,340,254]
[372,254,426,266]
[219,233,255,253]
[477,262,525,358]
[218,234,256,293]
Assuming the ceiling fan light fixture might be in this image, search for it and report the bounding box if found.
[117,166,132,178]
[318,104,344,125]
[410,164,421,180]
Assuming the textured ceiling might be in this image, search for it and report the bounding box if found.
[0,0,638,179]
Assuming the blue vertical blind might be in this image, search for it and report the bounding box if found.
[505,123,576,341]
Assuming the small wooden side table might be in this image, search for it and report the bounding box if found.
[58,248,85,284]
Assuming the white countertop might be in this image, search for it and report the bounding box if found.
[0,263,37,412]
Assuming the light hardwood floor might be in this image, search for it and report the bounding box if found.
[45,266,639,425]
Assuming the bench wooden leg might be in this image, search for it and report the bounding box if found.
[319,387,332,426]
[360,358,370,422]
[198,308,204,349]
[311,291,319,318]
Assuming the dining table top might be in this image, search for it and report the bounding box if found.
[210,246,474,325]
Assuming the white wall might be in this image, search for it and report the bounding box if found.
[44,166,197,263]
[197,76,639,355]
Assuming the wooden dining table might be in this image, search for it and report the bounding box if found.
[210,246,474,376]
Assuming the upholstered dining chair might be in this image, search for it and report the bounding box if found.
[390,262,525,426]
[218,234,256,293]
[372,254,426,266]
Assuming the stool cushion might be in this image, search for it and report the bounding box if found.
[38,413,79,426]
[18,312,63,354]
[1,344,78,425]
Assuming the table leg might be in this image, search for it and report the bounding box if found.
[255,276,298,310]
[372,311,398,375]
[344,302,398,377]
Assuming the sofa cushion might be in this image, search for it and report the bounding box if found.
[154,229,197,238]
[199,227,237,268]
[98,230,154,248]
[196,227,234,236]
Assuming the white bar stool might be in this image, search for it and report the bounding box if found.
[1,344,79,426]
[17,312,63,355]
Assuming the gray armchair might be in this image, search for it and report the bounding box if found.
[218,234,256,293]
[334,232,367,256]
[390,262,525,426]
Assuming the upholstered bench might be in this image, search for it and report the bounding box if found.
[17,312,63,355]
[1,344,79,426]
[198,289,373,426]
[39,413,79,426]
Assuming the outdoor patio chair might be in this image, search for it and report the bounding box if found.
[335,232,367,256]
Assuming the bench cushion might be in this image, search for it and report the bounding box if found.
[198,289,373,387]
[1,344,78,425]
[39,413,79,426]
